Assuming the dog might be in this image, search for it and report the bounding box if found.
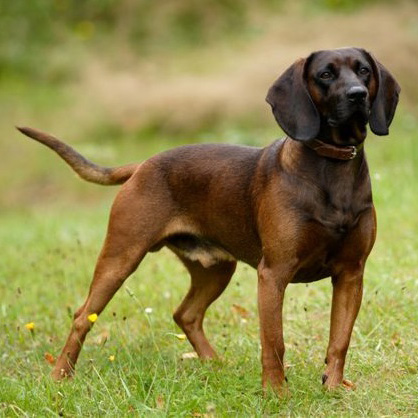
[18,47,400,392]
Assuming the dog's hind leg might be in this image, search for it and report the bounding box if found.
[51,183,170,380]
[173,257,236,359]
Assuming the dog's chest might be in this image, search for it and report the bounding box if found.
[291,184,372,282]
[312,199,360,236]
[291,214,355,283]
[294,167,371,236]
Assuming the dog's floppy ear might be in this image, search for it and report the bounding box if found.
[363,50,401,136]
[266,57,319,141]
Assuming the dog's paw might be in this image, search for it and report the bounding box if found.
[341,379,356,390]
[322,374,355,391]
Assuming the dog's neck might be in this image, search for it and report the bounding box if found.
[318,119,368,146]
[283,135,366,165]
[304,139,364,161]
[301,120,368,161]
[281,138,371,213]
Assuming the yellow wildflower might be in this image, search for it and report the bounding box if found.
[175,334,187,341]
[25,322,35,331]
[87,313,98,323]
[109,355,115,362]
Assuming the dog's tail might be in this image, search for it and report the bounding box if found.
[17,127,138,185]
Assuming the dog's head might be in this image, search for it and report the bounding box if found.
[266,48,400,143]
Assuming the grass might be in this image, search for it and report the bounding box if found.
[1,109,417,416]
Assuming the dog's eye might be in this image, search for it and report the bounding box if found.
[358,67,370,76]
[319,71,333,80]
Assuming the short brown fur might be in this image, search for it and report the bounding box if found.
[18,47,400,392]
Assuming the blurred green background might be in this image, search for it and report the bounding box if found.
[1,0,417,209]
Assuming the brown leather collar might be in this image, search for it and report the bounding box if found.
[304,139,364,161]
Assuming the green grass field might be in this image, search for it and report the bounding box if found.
[1,109,417,416]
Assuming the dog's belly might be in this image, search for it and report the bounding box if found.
[164,234,236,268]
[158,215,263,268]
[164,233,335,282]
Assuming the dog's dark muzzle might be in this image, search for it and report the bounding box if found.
[328,86,370,127]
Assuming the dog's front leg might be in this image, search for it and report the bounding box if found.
[323,269,364,389]
[257,257,290,392]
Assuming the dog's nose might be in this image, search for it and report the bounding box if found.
[347,86,367,103]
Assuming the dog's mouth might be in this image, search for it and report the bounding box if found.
[327,102,370,129]
[325,102,371,144]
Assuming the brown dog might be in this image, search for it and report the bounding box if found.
[18,47,400,392]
